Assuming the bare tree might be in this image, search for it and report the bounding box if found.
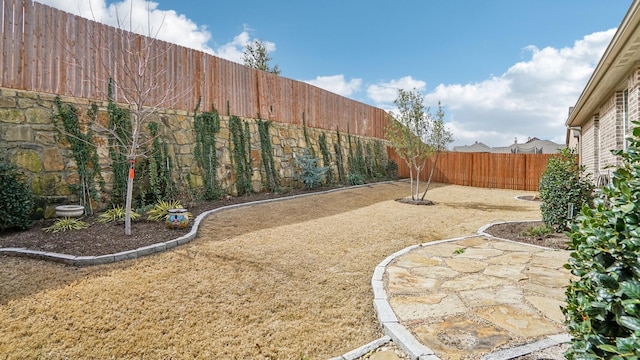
[242,39,281,75]
[420,102,454,200]
[59,3,189,235]
[386,89,453,201]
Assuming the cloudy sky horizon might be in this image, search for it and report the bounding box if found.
[35,0,633,148]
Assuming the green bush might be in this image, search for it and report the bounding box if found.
[295,148,327,189]
[0,161,34,231]
[563,124,640,358]
[539,147,594,231]
[386,160,399,180]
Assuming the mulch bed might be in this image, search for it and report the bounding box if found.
[0,186,342,257]
[483,220,570,250]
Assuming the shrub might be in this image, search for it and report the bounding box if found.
[563,124,640,358]
[386,160,399,180]
[348,172,365,186]
[539,147,594,231]
[97,206,141,223]
[146,200,190,221]
[0,160,34,231]
[522,224,551,238]
[295,148,327,189]
[43,217,88,233]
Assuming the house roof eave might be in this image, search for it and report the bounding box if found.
[566,0,640,128]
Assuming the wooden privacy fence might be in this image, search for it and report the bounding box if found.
[390,152,553,191]
[0,0,389,138]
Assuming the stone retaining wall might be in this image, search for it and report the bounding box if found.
[0,87,389,217]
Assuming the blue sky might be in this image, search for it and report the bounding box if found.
[37,0,633,148]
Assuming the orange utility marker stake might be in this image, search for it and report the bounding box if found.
[129,159,135,179]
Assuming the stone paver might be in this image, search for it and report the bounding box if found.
[374,234,573,360]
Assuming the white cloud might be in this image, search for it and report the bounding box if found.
[366,76,426,104]
[421,29,616,148]
[35,0,215,53]
[33,0,270,63]
[305,75,362,97]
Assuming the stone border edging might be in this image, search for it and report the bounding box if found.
[370,222,573,360]
[0,182,395,266]
[329,336,392,360]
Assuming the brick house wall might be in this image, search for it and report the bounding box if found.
[575,66,640,184]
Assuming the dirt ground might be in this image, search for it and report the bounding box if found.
[0,182,544,359]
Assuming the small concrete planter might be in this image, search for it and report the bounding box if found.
[55,205,85,218]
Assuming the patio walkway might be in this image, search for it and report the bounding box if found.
[372,229,573,360]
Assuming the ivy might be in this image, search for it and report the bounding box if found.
[194,102,222,200]
[53,97,104,215]
[229,104,252,196]
[347,129,366,185]
[257,117,279,192]
[373,139,388,178]
[334,127,346,184]
[146,122,175,202]
[301,112,315,157]
[106,80,131,206]
[318,132,334,185]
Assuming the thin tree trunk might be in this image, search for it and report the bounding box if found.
[408,164,414,200]
[420,152,440,201]
[124,173,134,235]
[414,162,420,201]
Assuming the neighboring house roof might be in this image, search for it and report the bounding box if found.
[453,138,564,154]
[566,0,640,129]
[452,142,492,152]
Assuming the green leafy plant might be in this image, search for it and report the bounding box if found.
[522,224,551,238]
[539,147,594,232]
[106,80,132,206]
[0,160,34,231]
[43,217,88,233]
[194,101,222,200]
[348,132,366,182]
[453,248,465,254]
[334,127,346,184]
[146,200,191,222]
[386,160,399,180]
[563,122,640,358]
[318,132,334,185]
[348,172,365,186]
[53,97,104,215]
[146,122,175,203]
[295,148,327,189]
[97,206,141,223]
[257,117,279,192]
[229,105,252,196]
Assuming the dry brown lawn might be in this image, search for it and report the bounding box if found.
[0,182,542,359]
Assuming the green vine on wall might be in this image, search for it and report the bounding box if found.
[257,116,279,192]
[106,80,132,206]
[373,139,387,178]
[334,127,346,184]
[53,97,104,215]
[346,127,365,185]
[146,122,175,202]
[318,132,334,185]
[194,101,222,200]
[229,103,253,196]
